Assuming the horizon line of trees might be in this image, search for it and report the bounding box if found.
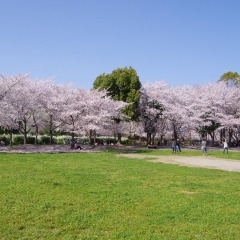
[0,69,240,147]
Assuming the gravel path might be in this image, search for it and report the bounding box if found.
[119,154,240,172]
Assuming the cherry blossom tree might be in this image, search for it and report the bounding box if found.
[204,82,240,145]
[0,74,29,101]
[1,73,240,148]
[0,74,31,144]
[51,86,86,148]
[38,81,69,144]
[0,99,19,145]
[11,78,43,144]
[139,81,185,144]
[80,89,128,145]
[29,79,54,144]
[182,82,240,145]
[0,76,53,145]
[138,81,240,145]
[53,86,128,148]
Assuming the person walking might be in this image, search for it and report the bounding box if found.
[176,139,181,152]
[172,139,177,154]
[201,138,207,156]
[223,138,228,153]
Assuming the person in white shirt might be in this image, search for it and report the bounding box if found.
[223,138,228,153]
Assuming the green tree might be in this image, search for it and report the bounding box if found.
[196,120,220,145]
[218,71,240,87]
[93,67,142,121]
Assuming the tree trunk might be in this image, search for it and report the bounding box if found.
[220,129,225,141]
[23,120,27,145]
[209,132,215,146]
[152,132,156,144]
[93,130,96,145]
[19,118,31,145]
[9,130,13,146]
[34,125,39,145]
[35,132,38,145]
[49,115,53,144]
[89,130,92,145]
[49,129,53,145]
[70,132,75,149]
[147,132,152,145]
[160,135,163,145]
[228,129,233,147]
[172,123,178,140]
[117,132,121,144]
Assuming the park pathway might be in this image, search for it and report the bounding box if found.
[119,154,240,172]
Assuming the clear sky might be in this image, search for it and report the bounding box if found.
[1,0,240,89]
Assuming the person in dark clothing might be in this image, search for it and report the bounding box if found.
[176,139,181,152]
[172,139,177,153]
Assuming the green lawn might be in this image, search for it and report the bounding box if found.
[0,150,240,239]
[140,147,240,160]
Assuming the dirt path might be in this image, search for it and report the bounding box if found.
[118,154,240,172]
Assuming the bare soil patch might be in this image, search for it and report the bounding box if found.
[118,154,240,172]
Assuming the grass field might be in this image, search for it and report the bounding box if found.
[0,150,240,239]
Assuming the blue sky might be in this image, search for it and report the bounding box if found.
[1,0,240,89]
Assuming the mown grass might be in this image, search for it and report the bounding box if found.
[139,147,240,161]
[0,151,240,239]
[105,146,240,160]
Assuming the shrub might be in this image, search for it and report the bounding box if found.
[12,136,24,145]
[27,136,35,144]
[56,137,64,145]
[38,136,57,145]
[12,135,36,145]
